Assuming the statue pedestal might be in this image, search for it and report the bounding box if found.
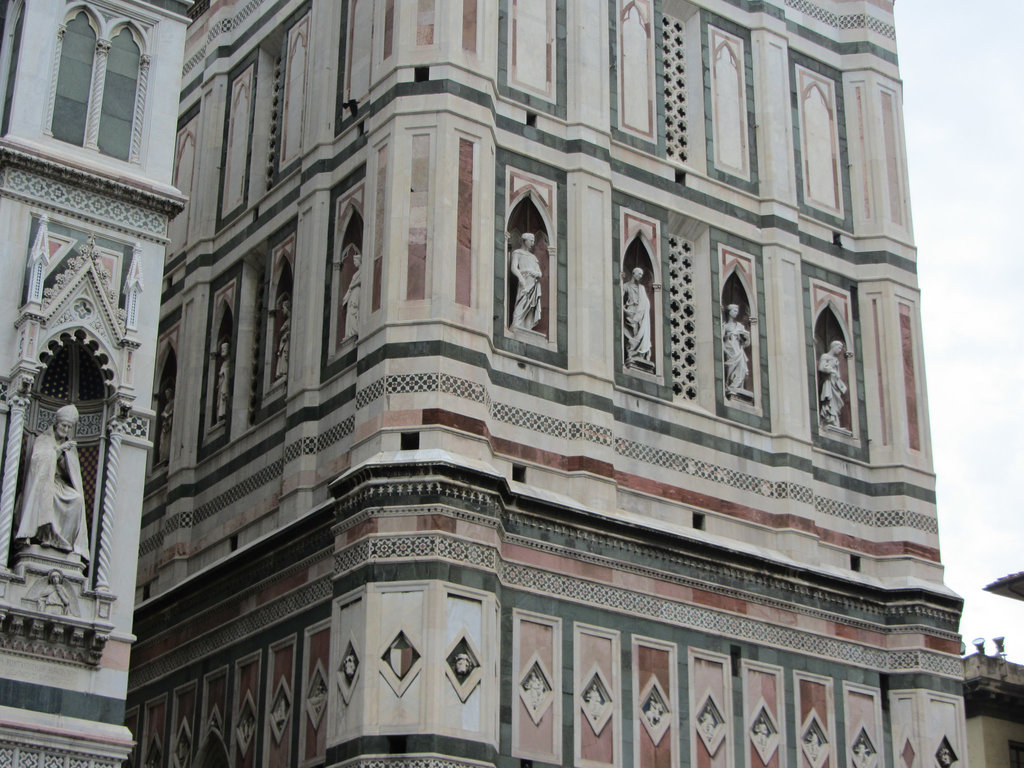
[13,544,86,582]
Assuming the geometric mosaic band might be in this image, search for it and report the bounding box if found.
[0,740,121,768]
[334,532,962,679]
[336,757,495,768]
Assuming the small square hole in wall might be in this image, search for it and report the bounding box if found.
[521,761,533,768]
[357,120,366,136]
[730,645,741,676]
[414,66,429,82]
[525,111,537,128]
[850,554,861,571]
[142,582,152,600]
[401,431,420,450]
[388,736,407,754]
[692,512,705,530]
[832,230,843,247]
[675,169,686,185]
[512,464,526,483]
[230,533,239,552]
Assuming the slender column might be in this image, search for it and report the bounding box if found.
[0,394,29,569]
[83,39,110,150]
[129,55,150,163]
[93,418,124,591]
[43,25,67,136]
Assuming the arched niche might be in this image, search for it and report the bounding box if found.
[154,349,177,466]
[270,261,293,383]
[336,207,363,346]
[506,194,552,338]
[814,304,851,432]
[211,304,234,427]
[195,733,229,768]
[28,335,111,571]
[621,235,657,373]
[720,271,754,403]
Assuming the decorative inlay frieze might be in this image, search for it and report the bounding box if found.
[0,168,167,237]
[783,0,895,39]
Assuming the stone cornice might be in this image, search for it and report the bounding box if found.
[0,145,185,219]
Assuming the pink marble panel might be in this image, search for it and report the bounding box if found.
[456,138,474,306]
[463,0,477,52]
[372,145,387,312]
[899,304,919,450]
[406,134,430,300]
[417,0,434,45]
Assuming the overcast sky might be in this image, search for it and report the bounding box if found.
[895,1,1024,660]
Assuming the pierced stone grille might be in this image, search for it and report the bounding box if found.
[663,16,688,164]
[668,235,697,400]
[266,55,282,189]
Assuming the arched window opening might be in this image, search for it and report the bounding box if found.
[98,27,140,160]
[621,237,656,373]
[721,272,753,403]
[814,306,851,432]
[337,210,363,346]
[52,12,96,146]
[506,196,550,337]
[154,351,176,466]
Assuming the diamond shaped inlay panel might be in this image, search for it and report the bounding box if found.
[581,671,613,736]
[851,728,877,768]
[379,629,422,698]
[445,633,483,703]
[750,705,780,765]
[236,693,257,755]
[639,680,671,745]
[696,695,726,756]
[902,740,916,768]
[269,681,291,744]
[935,737,957,768]
[519,657,554,725]
[801,716,829,768]
[306,662,328,727]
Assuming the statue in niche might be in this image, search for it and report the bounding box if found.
[14,404,89,562]
[342,253,361,340]
[274,295,291,381]
[722,303,752,401]
[818,339,848,428]
[214,341,231,424]
[510,232,542,331]
[623,267,652,369]
[158,387,174,463]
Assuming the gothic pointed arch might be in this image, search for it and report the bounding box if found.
[51,9,98,146]
[195,733,230,768]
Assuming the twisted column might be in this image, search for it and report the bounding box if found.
[43,25,66,136]
[93,418,124,591]
[0,394,30,569]
[129,54,150,163]
[84,39,110,150]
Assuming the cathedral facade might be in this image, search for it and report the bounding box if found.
[0,0,190,766]
[125,2,965,768]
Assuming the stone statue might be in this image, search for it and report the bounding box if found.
[722,303,751,400]
[342,253,361,339]
[158,387,174,463]
[14,404,89,562]
[510,233,542,331]
[623,267,652,368]
[38,570,73,615]
[818,340,848,428]
[215,341,231,423]
[274,295,291,380]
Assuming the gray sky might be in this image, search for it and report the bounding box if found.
[896,1,1024,659]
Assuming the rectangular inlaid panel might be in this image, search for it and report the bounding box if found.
[234,653,262,768]
[124,706,141,768]
[406,133,431,301]
[618,0,655,139]
[743,661,785,768]
[462,0,477,52]
[632,637,678,768]
[172,682,198,768]
[852,83,871,219]
[456,138,475,306]
[898,303,920,450]
[265,638,296,767]
[709,26,749,177]
[689,649,732,768]
[442,593,485,731]
[222,63,255,214]
[203,667,229,743]
[376,588,425,726]
[383,0,395,58]
[923,694,965,768]
[871,297,889,445]
[170,114,199,249]
[301,621,330,764]
[880,89,904,225]
[796,65,842,215]
[510,0,555,100]
[280,13,310,168]
[372,144,387,312]
[142,695,167,768]
[417,0,435,45]
[794,672,835,768]
[335,597,365,739]
[842,683,882,768]
[512,610,561,763]
[574,623,620,768]
[348,0,374,98]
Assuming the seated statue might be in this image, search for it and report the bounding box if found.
[14,404,89,562]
